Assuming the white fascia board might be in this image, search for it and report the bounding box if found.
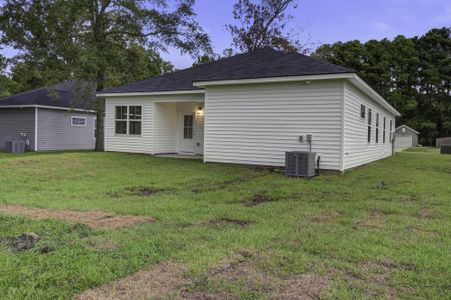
[0,105,96,113]
[96,90,205,97]
[349,74,401,117]
[193,73,355,87]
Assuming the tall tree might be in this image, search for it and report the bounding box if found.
[226,0,303,53]
[0,0,211,150]
[314,27,451,145]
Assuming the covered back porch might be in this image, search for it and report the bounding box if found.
[153,101,205,156]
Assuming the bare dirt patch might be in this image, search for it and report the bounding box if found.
[275,275,326,300]
[242,193,275,207]
[354,210,387,229]
[75,262,190,300]
[126,186,163,197]
[203,217,251,227]
[419,208,441,219]
[0,204,155,230]
[185,250,328,299]
[309,209,342,224]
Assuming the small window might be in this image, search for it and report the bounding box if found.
[389,120,393,142]
[367,109,372,143]
[360,104,366,119]
[375,113,379,143]
[71,116,86,127]
[115,106,127,134]
[383,117,386,143]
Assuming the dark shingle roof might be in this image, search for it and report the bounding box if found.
[0,81,95,110]
[102,48,354,93]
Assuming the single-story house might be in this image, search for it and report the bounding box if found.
[97,48,400,171]
[394,125,419,148]
[0,81,97,151]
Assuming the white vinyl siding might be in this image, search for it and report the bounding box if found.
[343,83,395,170]
[204,80,343,170]
[153,102,177,153]
[37,109,95,151]
[105,97,153,154]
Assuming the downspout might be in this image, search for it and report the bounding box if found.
[34,107,38,151]
[340,81,346,172]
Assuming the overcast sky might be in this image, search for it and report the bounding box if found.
[2,0,450,69]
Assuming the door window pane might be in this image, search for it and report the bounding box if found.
[184,114,194,139]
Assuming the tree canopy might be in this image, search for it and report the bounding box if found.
[226,0,304,54]
[314,27,451,145]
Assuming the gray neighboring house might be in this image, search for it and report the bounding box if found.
[0,81,97,151]
[395,125,419,148]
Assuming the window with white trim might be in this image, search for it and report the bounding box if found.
[360,104,366,119]
[389,119,393,142]
[71,116,87,127]
[383,117,386,143]
[115,106,142,135]
[375,113,379,143]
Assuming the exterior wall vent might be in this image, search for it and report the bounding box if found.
[5,140,26,153]
[285,151,316,177]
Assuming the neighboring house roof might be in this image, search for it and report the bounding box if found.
[101,47,354,94]
[395,125,420,135]
[0,81,96,112]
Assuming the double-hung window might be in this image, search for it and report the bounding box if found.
[375,113,379,143]
[367,109,372,143]
[115,106,142,135]
[383,117,386,143]
[389,120,393,142]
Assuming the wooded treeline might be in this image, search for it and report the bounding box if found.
[314,28,450,145]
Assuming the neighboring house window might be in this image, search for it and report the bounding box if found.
[375,113,379,143]
[115,105,142,135]
[71,116,87,127]
[360,104,366,119]
[367,109,372,143]
[383,117,386,143]
[94,117,97,138]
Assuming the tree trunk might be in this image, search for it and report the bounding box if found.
[95,97,105,151]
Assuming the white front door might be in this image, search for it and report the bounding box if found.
[179,112,196,153]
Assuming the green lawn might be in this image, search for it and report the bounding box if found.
[402,147,440,154]
[0,151,449,299]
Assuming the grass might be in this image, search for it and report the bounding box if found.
[0,151,450,299]
[402,147,440,154]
